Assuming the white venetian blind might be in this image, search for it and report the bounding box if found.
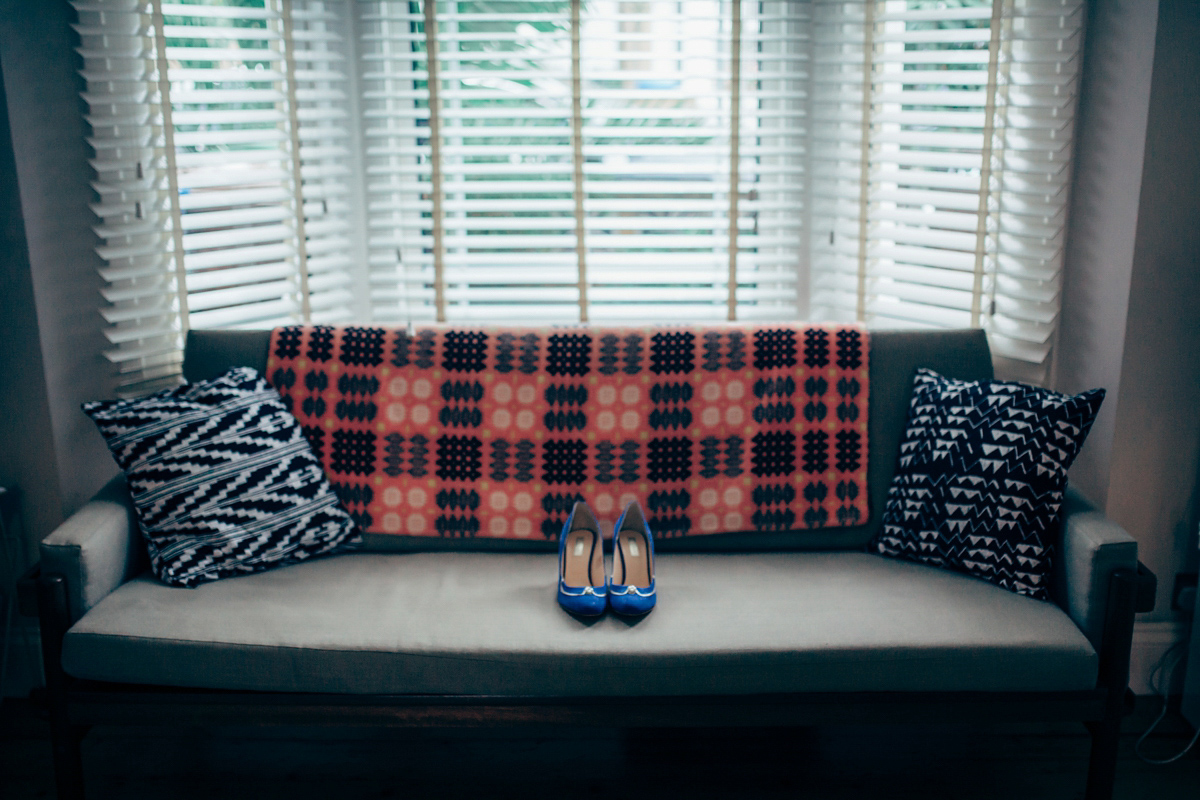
[578,0,807,322]
[164,1,308,330]
[737,1,810,322]
[808,0,1082,382]
[985,0,1082,379]
[74,1,183,394]
[581,0,735,322]
[359,0,579,323]
[72,0,360,394]
[287,1,365,322]
[74,0,1083,394]
[359,0,809,324]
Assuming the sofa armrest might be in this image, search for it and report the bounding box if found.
[1053,485,1139,649]
[39,474,145,623]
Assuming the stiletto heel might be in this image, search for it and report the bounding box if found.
[557,501,608,616]
[609,500,656,615]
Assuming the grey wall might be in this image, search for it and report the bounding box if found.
[1057,0,1200,620]
[0,0,118,558]
[1103,0,1200,620]
[1054,0,1158,508]
[0,59,65,557]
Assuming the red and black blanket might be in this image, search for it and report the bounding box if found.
[266,323,869,541]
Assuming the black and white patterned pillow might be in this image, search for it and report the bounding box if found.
[870,368,1105,599]
[84,367,360,588]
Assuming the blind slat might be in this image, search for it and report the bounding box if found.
[809,0,1082,381]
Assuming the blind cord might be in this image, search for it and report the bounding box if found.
[853,0,875,323]
[969,0,1005,328]
[423,0,447,322]
[1135,640,1200,764]
[726,0,742,321]
[569,0,588,322]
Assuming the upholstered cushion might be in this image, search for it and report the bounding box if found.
[83,367,360,587]
[62,551,1097,695]
[870,369,1105,599]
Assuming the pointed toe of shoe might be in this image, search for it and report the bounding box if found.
[558,586,607,617]
[608,586,655,616]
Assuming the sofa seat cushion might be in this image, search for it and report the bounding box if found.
[62,552,1097,696]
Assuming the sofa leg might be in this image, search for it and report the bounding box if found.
[1084,719,1120,800]
[1083,565,1145,800]
[37,573,85,800]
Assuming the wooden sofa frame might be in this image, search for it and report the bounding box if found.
[22,560,1156,800]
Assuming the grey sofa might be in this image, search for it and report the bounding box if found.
[27,328,1156,800]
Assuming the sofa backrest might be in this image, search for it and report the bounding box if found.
[183,327,993,552]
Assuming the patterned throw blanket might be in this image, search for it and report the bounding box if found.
[266,324,869,541]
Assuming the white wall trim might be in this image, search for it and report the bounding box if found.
[1130,619,1189,696]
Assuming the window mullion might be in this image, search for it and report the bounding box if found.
[280,0,312,323]
[150,0,190,333]
[337,0,375,323]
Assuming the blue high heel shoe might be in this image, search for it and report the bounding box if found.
[557,501,608,617]
[609,500,656,616]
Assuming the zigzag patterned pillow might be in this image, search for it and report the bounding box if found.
[84,367,360,588]
[870,369,1105,599]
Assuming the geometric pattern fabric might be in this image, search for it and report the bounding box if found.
[83,367,361,587]
[870,368,1105,599]
[267,324,869,542]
